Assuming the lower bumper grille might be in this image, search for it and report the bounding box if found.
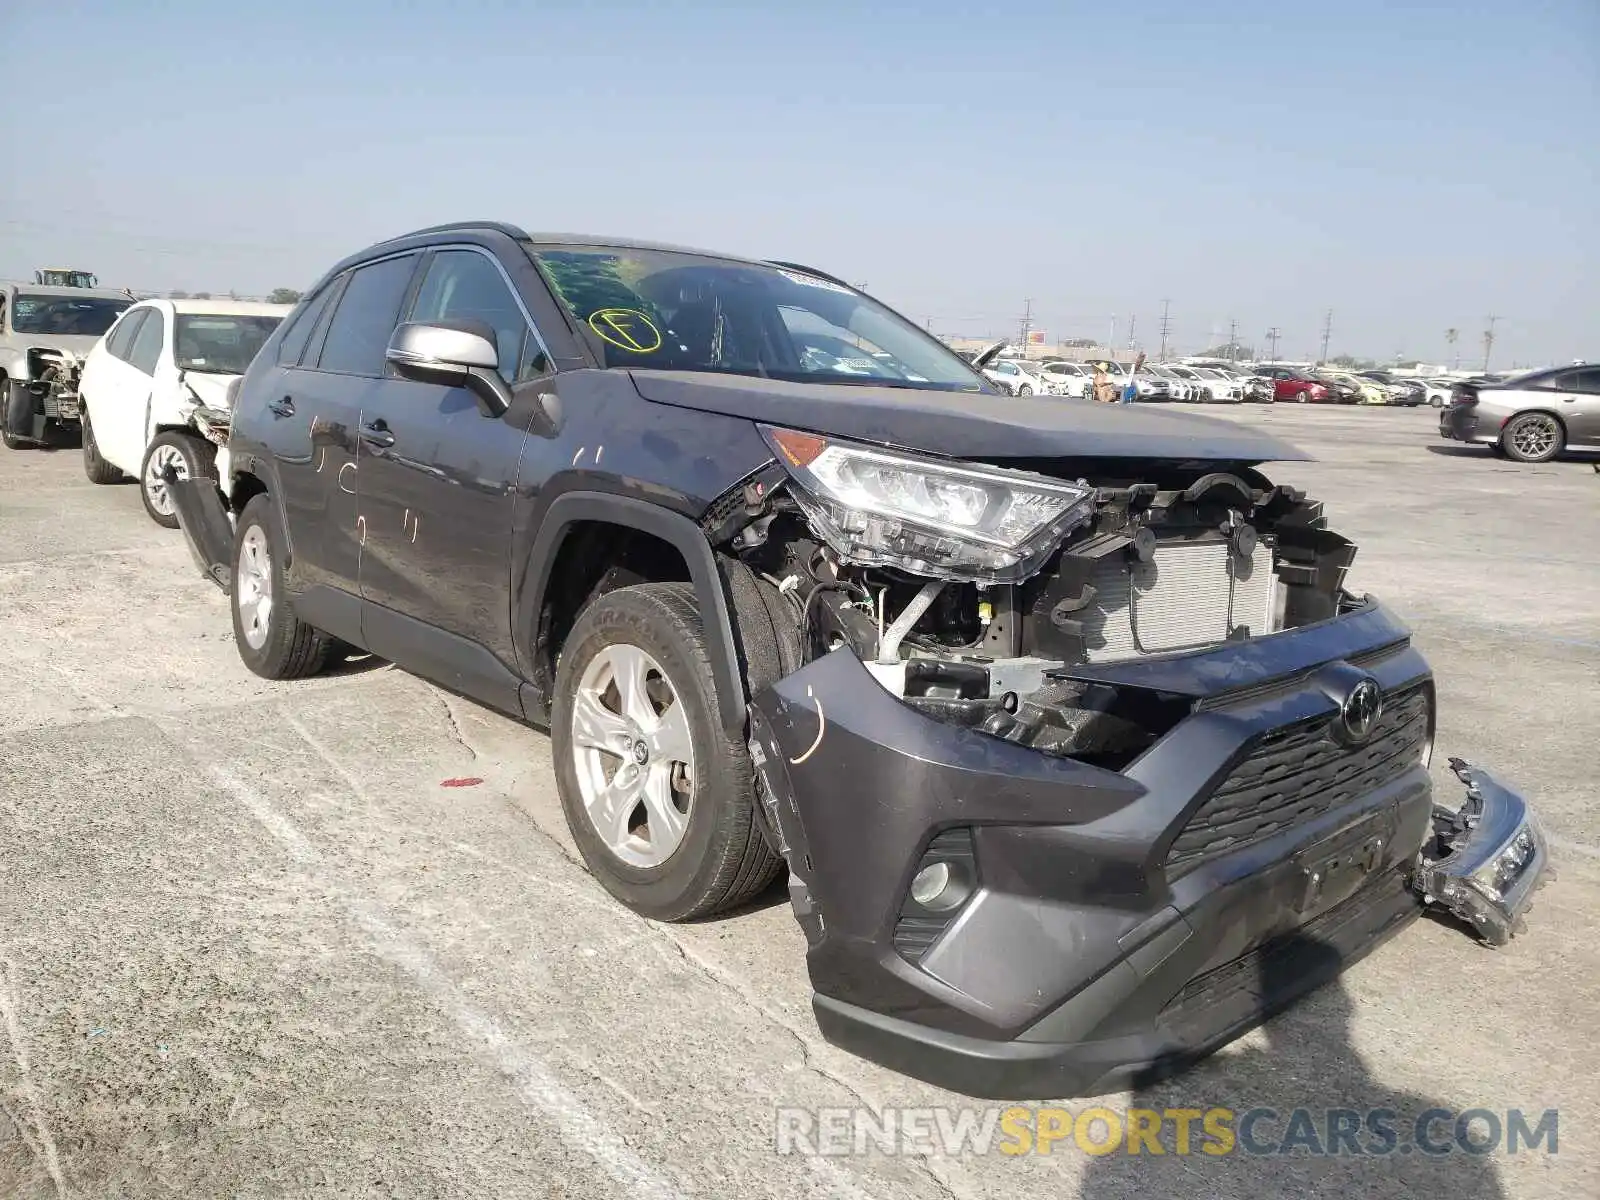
[1159,867,1418,1042]
[1165,684,1431,873]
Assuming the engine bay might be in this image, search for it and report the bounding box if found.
[717,458,1361,767]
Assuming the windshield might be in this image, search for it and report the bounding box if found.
[10,294,129,336]
[529,244,986,391]
[174,314,284,374]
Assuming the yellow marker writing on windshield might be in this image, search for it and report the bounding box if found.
[588,308,662,353]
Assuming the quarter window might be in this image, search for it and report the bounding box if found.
[315,254,420,376]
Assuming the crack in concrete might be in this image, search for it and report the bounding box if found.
[0,957,68,1199]
[428,686,481,762]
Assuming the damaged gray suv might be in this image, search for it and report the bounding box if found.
[168,221,1549,1099]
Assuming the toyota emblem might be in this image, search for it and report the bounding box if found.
[1338,678,1384,744]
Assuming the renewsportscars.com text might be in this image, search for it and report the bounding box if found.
[774,1105,1559,1158]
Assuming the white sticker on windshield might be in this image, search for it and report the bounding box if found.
[778,269,853,295]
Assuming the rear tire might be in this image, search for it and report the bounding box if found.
[140,430,217,529]
[1500,412,1565,464]
[551,582,781,921]
[231,494,334,679]
[81,410,124,484]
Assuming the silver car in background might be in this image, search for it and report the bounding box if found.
[1439,363,1600,462]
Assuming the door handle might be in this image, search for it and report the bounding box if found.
[360,419,396,449]
[268,396,295,418]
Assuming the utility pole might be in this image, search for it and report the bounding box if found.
[1126,314,1137,351]
[1319,310,1333,365]
[1158,299,1172,362]
[1227,317,1238,363]
[1019,299,1033,356]
[1445,327,1459,370]
[1482,316,1498,373]
[1266,326,1282,362]
[1108,314,1117,350]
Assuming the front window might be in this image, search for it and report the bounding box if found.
[529,244,986,391]
[175,314,285,374]
[10,294,129,336]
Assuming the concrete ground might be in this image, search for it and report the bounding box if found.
[0,405,1595,1199]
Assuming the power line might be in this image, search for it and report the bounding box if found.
[1158,299,1172,362]
[1319,310,1333,364]
[1265,327,1282,361]
[1227,317,1238,363]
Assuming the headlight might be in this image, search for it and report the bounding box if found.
[761,426,1097,582]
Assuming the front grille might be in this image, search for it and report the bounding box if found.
[1081,540,1279,662]
[1165,684,1430,874]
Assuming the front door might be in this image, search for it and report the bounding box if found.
[355,247,551,674]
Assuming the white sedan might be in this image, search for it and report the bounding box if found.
[984,358,1051,395]
[1040,360,1093,397]
[78,298,290,526]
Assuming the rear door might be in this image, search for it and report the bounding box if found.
[276,253,424,603]
[102,308,167,473]
[355,245,552,678]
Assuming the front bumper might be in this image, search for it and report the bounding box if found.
[749,600,1545,1098]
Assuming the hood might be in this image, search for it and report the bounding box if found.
[18,333,101,358]
[970,340,1007,369]
[180,370,241,411]
[627,370,1309,463]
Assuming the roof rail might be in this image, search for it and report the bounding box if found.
[376,220,532,245]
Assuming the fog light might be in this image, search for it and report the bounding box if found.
[910,862,953,908]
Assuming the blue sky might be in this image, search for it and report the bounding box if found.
[3,0,1595,366]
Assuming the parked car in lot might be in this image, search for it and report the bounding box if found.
[1145,364,1196,402]
[1257,366,1333,403]
[0,280,133,448]
[1358,371,1426,406]
[1440,363,1600,462]
[984,358,1046,395]
[1320,370,1389,405]
[1160,365,1236,402]
[164,221,1547,1099]
[1040,360,1092,398]
[78,298,290,525]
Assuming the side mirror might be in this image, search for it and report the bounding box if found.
[386,320,511,416]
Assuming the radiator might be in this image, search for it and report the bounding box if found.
[1081,540,1280,662]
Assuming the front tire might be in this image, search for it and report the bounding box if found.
[231,494,334,679]
[81,410,124,483]
[3,380,37,449]
[1018,384,1034,396]
[551,582,781,921]
[140,430,217,528]
[1500,412,1565,464]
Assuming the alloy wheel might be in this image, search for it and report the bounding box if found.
[569,643,696,868]
[144,443,190,517]
[236,525,274,651]
[1508,414,1560,462]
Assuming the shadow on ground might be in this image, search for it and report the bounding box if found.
[1078,936,1508,1199]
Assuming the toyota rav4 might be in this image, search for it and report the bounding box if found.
[168,221,1548,1099]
